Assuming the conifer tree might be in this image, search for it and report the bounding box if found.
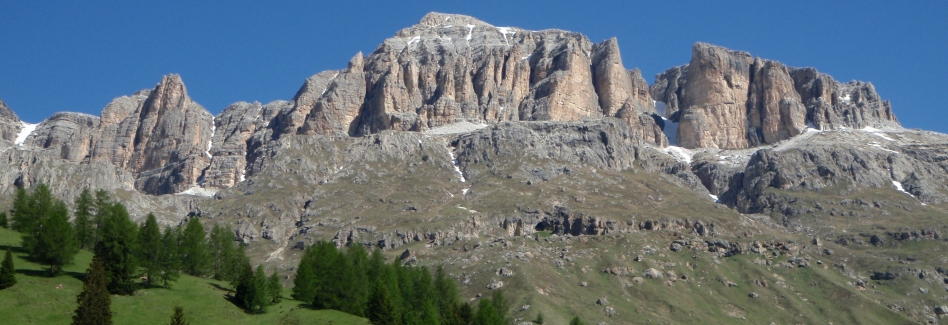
[0,248,16,289]
[291,245,317,303]
[168,306,189,325]
[435,266,461,320]
[0,211,8,228]
[72,256,112,325]
[92,190,112,244]
[95,203,139,295]
[10,186,30,232]
[267,271,282,304]
[569,316,584,325]
[346,244,370,312]
[156,226,181,288]
[32,200,79,276]
[137,214,162,286]
[473,298,503,325]
[234,261,264,313]
[490,289,510,324]
[209,224,237,281]
[458,303,474,325]
[180,218,210,276]
[253,265,269,311]
[367,279,401,325]
[14,184,54,252]
[73,188,96,249]
[228,245,250,288]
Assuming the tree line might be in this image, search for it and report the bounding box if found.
[6,185,264,294]
[292,242,511,325]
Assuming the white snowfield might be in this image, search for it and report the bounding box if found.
[176,186,217,197]
[15,121,38,146]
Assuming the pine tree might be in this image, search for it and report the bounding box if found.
[209,224,237,281]
[228,245,250,288]
[291,245,317,303]
[473,298,503,325]
[168,306,189,325]
[95,203,139,295]
[267,271,282,304]
[458,303,474,325]
[10,186,31,232]
[346,244,370,313]
[73,188,96,249]
[253,265,269,312]
[72,256,112,325]
[234,261,263,313]
[490,289,510,324]
[568,316,584,325]
[14,184,54,252]
[156,227,180,288]
[0,248,16,289]
[367,279,401,325]
[92,190,112,244]
[534,312,544,324]
[32,200,79,276]
[180,218,209,276]
[0,211,8,228]
[137,214,162,286]
[435,265,461,319]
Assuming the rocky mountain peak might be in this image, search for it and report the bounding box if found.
[654,42,900,149]
[417,12,492,28]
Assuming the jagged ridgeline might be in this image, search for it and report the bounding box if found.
[1,12,947,324]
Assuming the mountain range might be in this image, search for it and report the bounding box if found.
[2,12,946,324]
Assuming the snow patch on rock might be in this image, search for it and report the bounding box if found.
[177,186,217,197]
[15,122,38,146]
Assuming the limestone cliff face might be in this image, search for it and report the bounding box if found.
[24,112,100,161]
[26,75,214,195]
[652,43,900,149]
[253,12,663,147]
[677,43,753,149]
[0,99,21,144]
[204,100,287,189]
[95,74,214,195]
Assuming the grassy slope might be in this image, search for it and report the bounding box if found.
[0,227,368,325]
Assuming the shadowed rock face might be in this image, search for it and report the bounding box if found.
[652,43,900,149]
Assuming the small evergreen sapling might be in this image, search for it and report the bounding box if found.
[0,248,16,289]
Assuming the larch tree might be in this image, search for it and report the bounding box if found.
[31,200,79,276]
[73,188,96,249]
[179,218,209,277]
[95,203,139,295]
[137,213,162,286]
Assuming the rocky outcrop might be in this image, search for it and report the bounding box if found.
[652,43,900,149]
[649,65,687,119]
[24,75,214,195]
[791,68,898,130]
[89,74,214,195]
[202,101,286,189]
[746,59,807,146]
[299,53,367,136]
[0,99,21,145]
[24,112,100,162]
[721,130,948,214]
[677,43,753,149]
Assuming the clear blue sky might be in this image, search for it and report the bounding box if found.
[2,1,946,132]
